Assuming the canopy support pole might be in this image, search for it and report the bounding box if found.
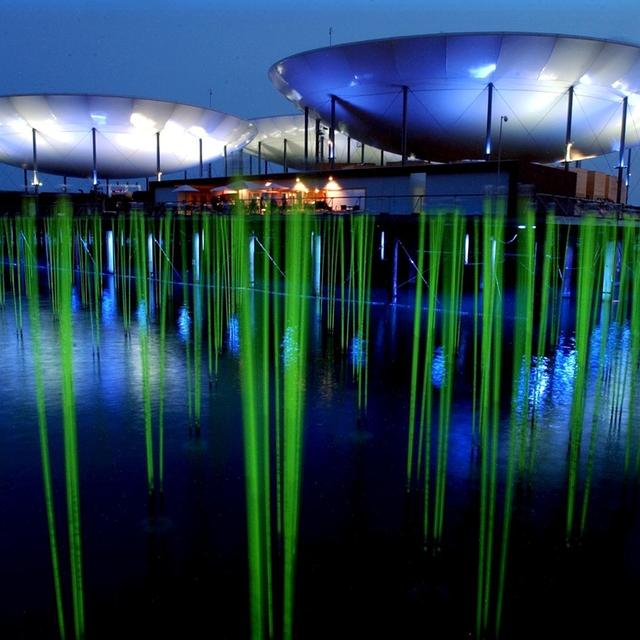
[156,131,161,182]
[92,127,98,187]
[564,86,574,170]
[401,85,409,166]
[617,96,628,204]
[32,128,39,193]
[485,82,494,160]
[329,94,336,170]
[304,106,309,169]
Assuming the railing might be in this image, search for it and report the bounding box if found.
[536,193,640,220]
[164,193,493,216]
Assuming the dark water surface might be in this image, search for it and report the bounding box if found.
[0,205,639,639]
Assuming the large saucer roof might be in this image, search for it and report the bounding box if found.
[245,114,401,169]
[0,94,256,179]
[269,32,640,163]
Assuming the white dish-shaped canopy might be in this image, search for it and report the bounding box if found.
[0,94,256,178]
[269,33,640,163]
[245,114,402,168]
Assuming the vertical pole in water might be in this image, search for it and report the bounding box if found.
[199,138,203,177]
[224,144,228,177]
[249,233,255,288]
[193,231,200,283]
[283,138,288,173]
[148,233,154,277]
[304,106,309,169]
[617,96,628,204]
[330,94,336,170]
[314,232,321,296]
[92,127,98,187]
[564,86,574,170]
[391,238,399,304]
[602,240,615,300]
[32,128,39,193]
[562,243,574,297]
[156,131,161,181]
[401,85,409,166]
[106,229,114,274]
[485,82,494,160]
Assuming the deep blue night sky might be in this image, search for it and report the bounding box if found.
[1,0,639,198]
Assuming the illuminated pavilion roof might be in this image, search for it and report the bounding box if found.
[245,114,402,169]
[0,94,256,179]
[269,32,640,163]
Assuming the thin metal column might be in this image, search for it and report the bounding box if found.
[625,147,631,205]
[329,94,336,169]
[224,144,228,177]
[32,128,39,193]
[23,168,28,193]
[617,96,628,204]
[485,82,494,160]
[257,141,262,172]
[347,136,351,163]
[283,138,288,173]
[361,142,365,163]
[315,118,321,164]
[199,138,203,177]
[380,148,384,166]
[304,106,309,169]
[564,86,574,170]
[92,127,98,186]
[401,85,409,166]
[156,131,161,181]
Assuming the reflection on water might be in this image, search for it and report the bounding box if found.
[0,198,639,639]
